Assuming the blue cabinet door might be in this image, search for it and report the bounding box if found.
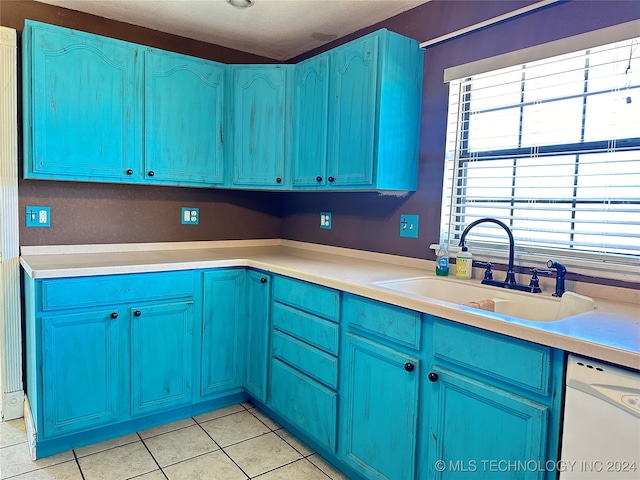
[23,21,142,182]
[244,270,272,402]
[201,269,245,397]
[340,333,420,480]
[41,309,125,437]
[231,66,290,187]
[327,35,378,187]
[292,55,329,188]
[131,301,195,416]
[145,50,226,185]
[427,367,549,480]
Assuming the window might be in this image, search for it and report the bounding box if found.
[441,35,640,280]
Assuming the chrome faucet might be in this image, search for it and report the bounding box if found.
[459,218,517,286]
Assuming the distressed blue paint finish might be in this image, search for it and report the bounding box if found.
[41,271,196,311]
[272,303,339,355]
[327,29,424,190]
[421,316,565,480]
[292,54,330,188]
[427,367,549,480]
[131,301,195,415]
[23,20,143,182]
[231,66,291,187]
[342,293,422,350]
[145,50,226,185]
[268,276,340,452]
[432,319,552,395]
[272,274,340,321]
[327,34,378,187]
[272,330,338,389]
[42,309,125,436]
[201,269,246,397]
[244,270,272,401]
[270,358,338,452]
[340,332,420,480]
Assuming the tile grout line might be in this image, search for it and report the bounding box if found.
[72,449,87,480]
[136,431,168,479]
[194,418,253,480]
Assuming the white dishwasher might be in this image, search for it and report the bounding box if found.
[560,354,640,479]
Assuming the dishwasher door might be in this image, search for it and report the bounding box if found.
[560,355,640,479]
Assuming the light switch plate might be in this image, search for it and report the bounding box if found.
[181,207,199,225]
[25,206,50,227]
[400,214,419,238]
[320,212,332,229]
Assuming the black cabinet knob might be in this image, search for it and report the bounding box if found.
[316,176,323,182]
[260,277,267,284]
[126,169,133,175]
[110,312,118,319]
[428,372,439,382]
[276,177,282,183]
[134,310,142,317]
[328,176,335,182]
[404,362,415,372]
[148,171,155,177]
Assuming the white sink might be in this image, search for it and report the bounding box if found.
[373,276,596,322]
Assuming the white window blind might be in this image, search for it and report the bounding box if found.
[442,36,640,279]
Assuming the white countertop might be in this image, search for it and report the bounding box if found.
[20,240,640,370]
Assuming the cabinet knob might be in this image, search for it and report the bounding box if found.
[276,177,282,183]
[134,310,142,317]
[110,312,118,319]
[428,372,439,382]
[260,277,267,284]
[404,362,415,372]
[126,169,133,175]
[316,176,323,182]
[148,171,155,177]
[328,176,335,183]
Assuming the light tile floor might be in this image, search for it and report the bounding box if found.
[0,402,349,480]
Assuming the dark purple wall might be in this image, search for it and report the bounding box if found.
[2,0,283,246]
[281,0,640,266]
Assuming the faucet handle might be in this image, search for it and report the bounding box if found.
[474,261,493,280]
[530,268,553,277]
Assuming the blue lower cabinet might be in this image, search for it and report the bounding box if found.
[244,270,272,402]
[201,270,246,397]
[130,301,196,416]
[340,333,420,480]
[269,358,338,452]
[427,368,549,480]
[41,309,126,437]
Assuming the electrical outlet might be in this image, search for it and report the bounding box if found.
[25,206,50,227]
[181,207,199,225]
[320,212,332,229]
[400,214,419,238]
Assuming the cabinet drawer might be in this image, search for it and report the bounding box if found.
[270,358,338,452]
[272,303,339,355]
[41,271,197,311]
[273,276,339,321]
[343,294,421,350]
[272,330,338,389]
[432,319,552,395]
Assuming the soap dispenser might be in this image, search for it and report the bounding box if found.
[455,246,473,279]
[435,242,449,276]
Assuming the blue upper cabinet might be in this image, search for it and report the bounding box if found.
[23,21,422,191]
[23,20,143,182]
[327,35,378,188]
[326,29,424,191]
[145,50,226,185]
[230,65,292,188]
[291,55,330,189]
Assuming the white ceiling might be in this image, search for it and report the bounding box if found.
[35,0,430,60]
